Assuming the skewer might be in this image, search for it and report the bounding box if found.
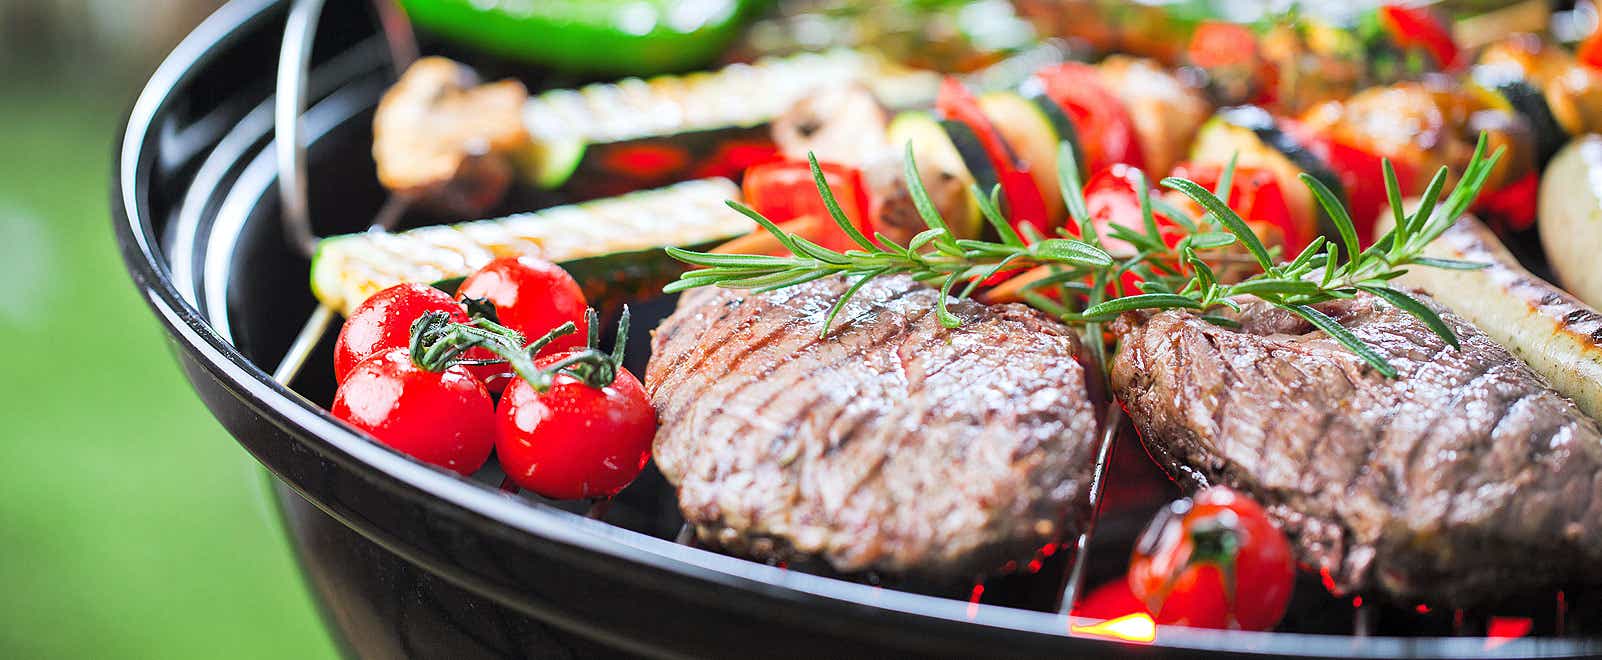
[272,305,335,385]
[674,524,695,546]
[1055,404,1125,614]
[269,193,410,386]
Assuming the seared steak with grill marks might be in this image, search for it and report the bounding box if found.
[647,275,1100,577]
[1111,293,1602,606]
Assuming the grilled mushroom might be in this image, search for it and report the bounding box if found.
[372,57,531,214]
[770,83,890,167]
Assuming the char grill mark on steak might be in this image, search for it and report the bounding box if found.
[656,284,926,430]
[1111,293,1602,606]
[647,275,1100,577]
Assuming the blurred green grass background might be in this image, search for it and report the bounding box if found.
[0,3,337,657]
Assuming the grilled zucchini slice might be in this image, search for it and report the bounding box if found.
[521,50,941,193]
[311,178,751,315]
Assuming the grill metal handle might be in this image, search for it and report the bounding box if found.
[275,0,416,257]
[270,0,418,386]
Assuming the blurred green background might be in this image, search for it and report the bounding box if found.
[0,1,336,657]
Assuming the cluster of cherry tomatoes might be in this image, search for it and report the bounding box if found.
[330,256,657,500]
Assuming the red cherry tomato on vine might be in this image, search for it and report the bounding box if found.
[332,348,496,476]
[496,351,657,500]
[1128,486,1295,631]
[333,283,466,383]
[457,257,590,357]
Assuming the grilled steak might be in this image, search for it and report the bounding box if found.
[1111,293,1602,606]
[647,275,1100,577]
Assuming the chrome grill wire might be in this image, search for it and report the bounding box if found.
[270,0,414,385]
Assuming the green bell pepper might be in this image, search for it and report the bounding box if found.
[398,0,763,75]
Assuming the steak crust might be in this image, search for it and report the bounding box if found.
[647,275,1099,577]
[1111,293,1602,606]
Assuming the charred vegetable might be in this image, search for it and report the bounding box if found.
[311,178,752,316]
[521,49,940,195]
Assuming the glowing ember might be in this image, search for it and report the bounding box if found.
[1072,614,1157,644]
[966,583,984,619]
[1484,617,1533,650]
[1488,617,1532,637]
[1415,604,1431,614]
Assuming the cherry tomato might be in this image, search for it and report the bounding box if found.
[1168,161,1303,254]
[332,348,496,476]
[742,160,872,252]
[936,77,1054,236]
[1128,486,1295,631]
[333,283,467,383]
[496,351,657,500]
[1032,63,1145,174]
[456,257,589,357]
[1377,4,1459,70]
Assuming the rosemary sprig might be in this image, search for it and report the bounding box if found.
[664,133,1502,377]
[664,142,1115,335]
